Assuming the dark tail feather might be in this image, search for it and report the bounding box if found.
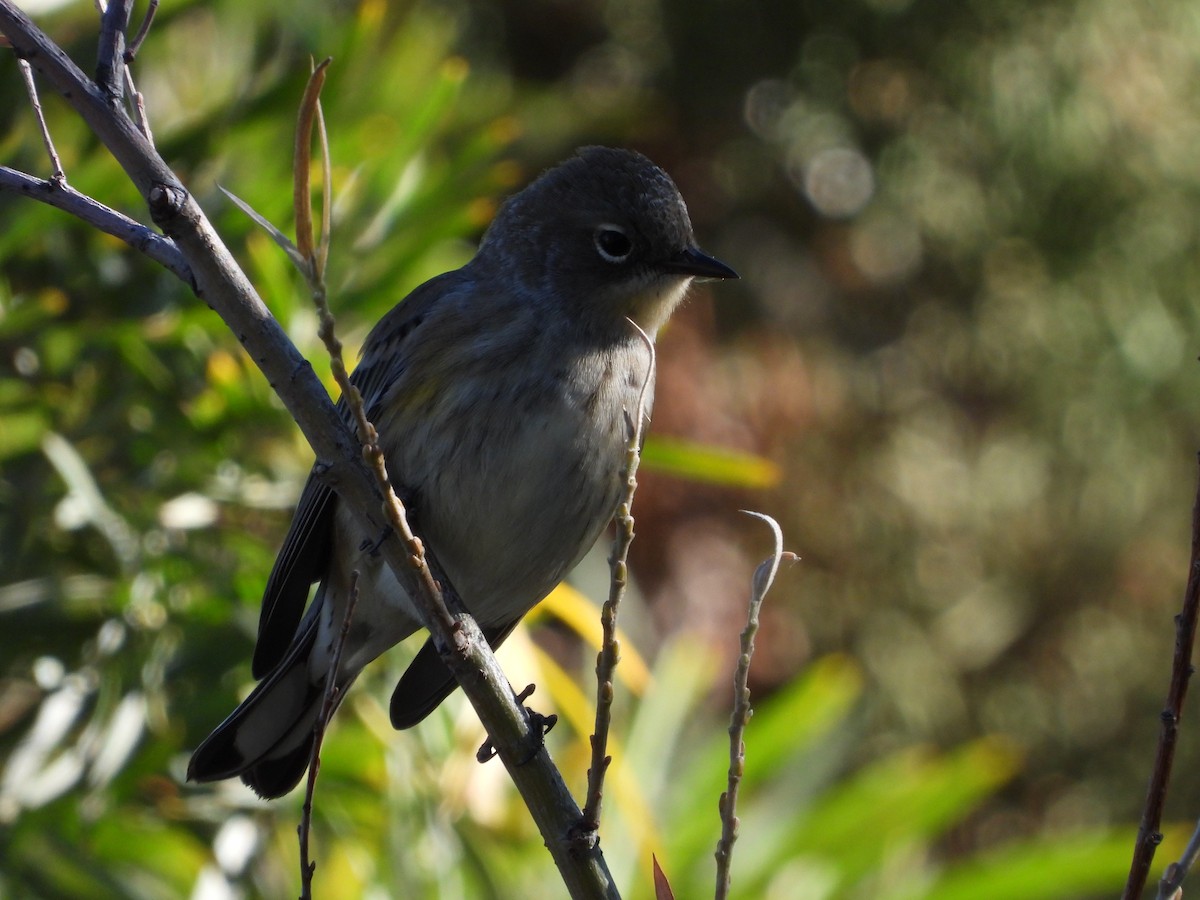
[389,623,519,729]
[239,736,319,799]
[188,612,335,799]
[389,638,460,730]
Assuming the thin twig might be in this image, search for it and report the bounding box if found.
[17,59,64,182]
[1158,817,1200,899]
[1124,454,1200,899]
[115,0,156,141]
[123,66,153,144]
[124,0,157,61]
[298,573,360,900]
[0,166,191,281]
[715,512,793,900]
[580,321,655,831]
[119,0,155,144]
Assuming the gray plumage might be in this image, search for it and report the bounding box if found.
[187,146,737,798]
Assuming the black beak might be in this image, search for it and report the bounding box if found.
[662,246,739,281]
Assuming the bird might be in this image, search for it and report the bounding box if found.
[187,146,738,798]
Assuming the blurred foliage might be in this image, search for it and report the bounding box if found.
[3,0,1200,897]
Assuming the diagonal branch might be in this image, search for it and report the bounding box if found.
[1123,454,1200,899]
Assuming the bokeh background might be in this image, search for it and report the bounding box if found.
[3,0,1200,897]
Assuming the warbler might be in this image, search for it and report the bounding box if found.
[187,146,737,798]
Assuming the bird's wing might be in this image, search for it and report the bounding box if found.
[251,472,334,677]
[252,270,469,679]
[352,269,467,420]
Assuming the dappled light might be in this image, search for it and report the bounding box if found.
[4,0,1200,896]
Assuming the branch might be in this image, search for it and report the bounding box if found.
[0,166,191,281]
[125,0,157,62]
[0,6,617,896]
[581,322,654,831]
[715,512,792,900]
[1123,454,1200,899]
[16,56,63,181]
[1157,817,1200,899]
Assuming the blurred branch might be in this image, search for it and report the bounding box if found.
[1123,455,1200,900]
[715,511,793,900]
[42,432,140,573]
[0,6,618,897]
[125,0,157,61]
[581,322,654,832]
[0,167,190,281]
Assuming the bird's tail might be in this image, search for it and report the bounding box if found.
[187,609,352,799]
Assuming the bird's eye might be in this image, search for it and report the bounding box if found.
[594,225,633,263]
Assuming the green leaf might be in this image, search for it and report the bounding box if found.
[906,828,1186,900]
[641,436,781,488]
[0,409,47,460]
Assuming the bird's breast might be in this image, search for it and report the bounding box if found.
[391,339,652,625]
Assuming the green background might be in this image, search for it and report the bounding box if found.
[2,0,1198,896]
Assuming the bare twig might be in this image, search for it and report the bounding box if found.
[16,59,64,182]
[715,511,793,900]
[299,573,360,900]
[580,321,655,832]
[1158,817,1200,899]
[1124,455,1200,900]
[0,166,191,281]
[125,0,157,61]
[114,0,156,141]
[123,65,153,144]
